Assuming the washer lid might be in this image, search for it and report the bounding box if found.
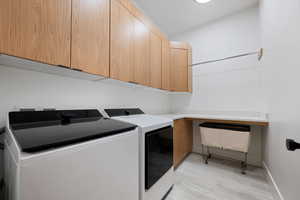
[9,109,137,153]
[112,115,172,129]
[105,108,172,129]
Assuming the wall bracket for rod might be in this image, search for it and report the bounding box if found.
[258,48,264,61]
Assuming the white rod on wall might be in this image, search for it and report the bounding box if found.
[192,48,263,67]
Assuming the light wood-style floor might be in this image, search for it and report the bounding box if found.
[166,154,274,200]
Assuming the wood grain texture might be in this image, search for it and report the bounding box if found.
[111,0,168,88]
[0,0,71,66]
[170,48,189,92]
[133,18,150,86]
[110,0,135,82]
[71,0,110,76]
[174,119,193,168]
[114,0,168,40]
[150,32,162,89]
[162,40,171,90]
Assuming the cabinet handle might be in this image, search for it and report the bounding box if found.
[286,139,300,151]
[0,127,5,150]
[0,127,5,135]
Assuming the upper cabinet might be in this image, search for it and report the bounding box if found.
[112,0,165,89]
[71,0,110,76]
[133,18,150,86]
[162,40,171,91]
[110,0,135,82]
[150,32,162,89]
[0,0,192,92]
[170,42,192,93]
[110,0,165,89]
[0,0,72,67]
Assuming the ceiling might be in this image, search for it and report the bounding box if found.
[132,0,259,37]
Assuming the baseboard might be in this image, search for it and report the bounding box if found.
[262,162,285,200]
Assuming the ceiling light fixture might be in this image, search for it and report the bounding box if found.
[194,0,212,4]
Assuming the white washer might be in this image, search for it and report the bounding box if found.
[105,108,174,200]
[4,109,139,200]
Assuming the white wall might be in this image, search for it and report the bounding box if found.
[170,5,266,117]
[261,0,300,199]
[169,6,265,166]
[0,64,171,196]
[0,65,170,126]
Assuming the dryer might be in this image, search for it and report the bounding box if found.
[105,108,174,200]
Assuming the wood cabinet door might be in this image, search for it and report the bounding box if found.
[110,0,135,82]
[173,119,193,168]
[0,0,71,66]
[71,0,110,76]
[173,120,183,167]
[133,18,150,86]
[162,40,171,90]
[150,32,162,89]
[170,48,189,92]
[183,120,193,155]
